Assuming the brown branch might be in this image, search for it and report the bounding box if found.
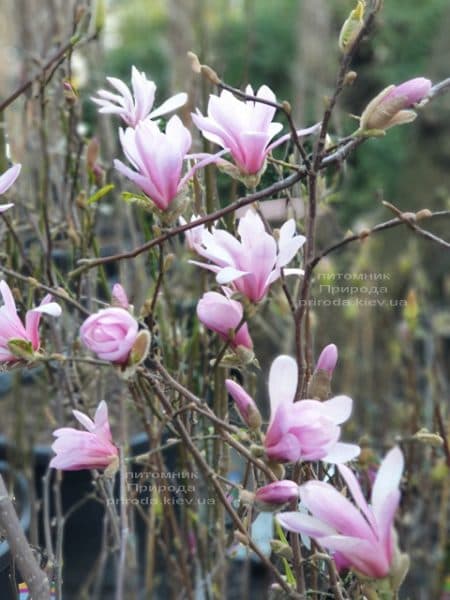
[309,210,450,270]
[69,170,307,277]
[382,201,450,249]
[0,37,78,113]
[148,377,299,598]
[0,475,50,599]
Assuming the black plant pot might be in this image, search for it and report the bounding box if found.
[33,433,153,597]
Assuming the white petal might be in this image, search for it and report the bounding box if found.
[322,443,360,464]
[216,266,249,284]
[150,93,188,120]
[268,355,297,418]
[30,302,62,317]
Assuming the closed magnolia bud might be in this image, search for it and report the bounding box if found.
[225,379,262,429]
[415,208,432,220]
[86,137,100,171]
[316,343,338,375]
[344,70,358,86]
[338,0,365,53]
[359,78,432,132]
[239,489,256,506]
[111,283,130,309]
[270,540,294,561]
[412,428,444,448]
[254,480,299,511]
[187,51,202,74]
[265,461,286,480]
[308,343,337,400]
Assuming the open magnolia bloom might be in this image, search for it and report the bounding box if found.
[0,163,21,213]
[192,84,320,178]
[0,280,61,362]
[277,447,405,579]
[265,355,360,464]
[50,401,118,471]
[115,115,225,211]
[92,65,187,128]
[190,210,305,303]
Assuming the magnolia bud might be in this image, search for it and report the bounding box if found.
[254,480,299,511]
[315,343,338,375]
[111,283,130,309]
[412,428,444,448]
[359,78,432,132]
[339,0,365,53]
[270,540,294,560]
[225,379,262,429]
[308,343,338,400]
[415,208,432,220]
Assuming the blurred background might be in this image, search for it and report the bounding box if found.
[0,0,449,598]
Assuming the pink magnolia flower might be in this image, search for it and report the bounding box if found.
[255,480,299,509]
[265,355,360,464]
[0,280,61,362]
[225,379,262,429]
[50,401,119,471]
[0,164,21,213]
[276,447,404,578]
[360,77,432,131]
[115,115,223,211]
[80,307,139,364]
[315,343,338,376]
[196,291,253,350]
[190,210,305,303]
[192,84,319,175]
[92,66,187,127]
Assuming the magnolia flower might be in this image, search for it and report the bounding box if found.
[315,343,338,376]
[255,480,299,510]
[196,291,253,350]
[0,164,21,213]
[115,115,223,211]
[92,66,187,127]
[190,210,305,303]
[50,401,119,471]
[192,84,319,176]
[360,77,432,131]
[225,379,262,429]
[80,306,139,364]
[277,447,404,578]
[0,280,61,363]
[265,355,359,464]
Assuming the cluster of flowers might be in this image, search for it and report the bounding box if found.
[0,68,431,587]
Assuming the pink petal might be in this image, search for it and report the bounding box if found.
[317,535,390,578]
[276,512,336,538]
[300,481,376,541]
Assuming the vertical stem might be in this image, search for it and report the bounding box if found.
[0,475,50,599]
